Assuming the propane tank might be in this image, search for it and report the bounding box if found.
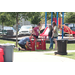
[36,40,42,49]
[0,48,4,62]
[31,39,35,51]
[41,39,46,50]
[26,43,32,50]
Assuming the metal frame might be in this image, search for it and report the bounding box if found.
[45,12,64,39]
[45,12,47,28]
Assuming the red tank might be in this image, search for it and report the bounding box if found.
[41,39,46,50]
[31,39,35,51]
[36,40,42,49]
[0,48,4,62]
[26,43,32,50]
[26,37,33,50]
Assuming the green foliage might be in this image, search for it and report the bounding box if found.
[40,12,61,21]
[29,12,42,24]
[0,12,62,27]
[7,12,33,47]
[0,12,8,25]
[0,12,16,26]
[31,16,41,24]
[8,12,31,22]
[64,12,75,23]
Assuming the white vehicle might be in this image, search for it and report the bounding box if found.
[18,25,33,35]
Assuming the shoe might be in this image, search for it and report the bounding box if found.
[18,48,20,51]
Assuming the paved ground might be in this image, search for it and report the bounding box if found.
[17,36,75,40]
[10,34,75,40]
[13,50,75,62]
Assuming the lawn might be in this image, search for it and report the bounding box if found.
[0,39,16,45]
[0,39,75,59]
[0,39,75,52]
[44,52,75,60]
[46,43,75,50]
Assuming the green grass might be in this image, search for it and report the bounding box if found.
[46,43,75,50]
[0,39,16,45]
[58,31,60,34]
[0,40,75,52]
[1,39,75,60]
[67,44,75,50]
[45,52,75,60]
[61,52,75,59]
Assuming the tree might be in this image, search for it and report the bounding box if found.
[8,12,30,47]
[31,16,41,24]
[0,12,8,30]
[30,12,41,24]
[0,12,16,28]
[64,12,75,23]
[5,14,16,26]
[40,12,61,20]
[39,12,62,24]
[0,12,16,37]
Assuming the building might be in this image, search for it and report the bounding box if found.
[19,18,31,25]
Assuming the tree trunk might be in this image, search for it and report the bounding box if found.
[2,22,4,36]
[16,13,18,47]
[2,22,3,30]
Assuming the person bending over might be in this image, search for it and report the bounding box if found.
[18,37,32,51]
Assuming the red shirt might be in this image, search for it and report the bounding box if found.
[33,27,39,36]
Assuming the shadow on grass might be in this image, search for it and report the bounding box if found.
[65,54,73,56]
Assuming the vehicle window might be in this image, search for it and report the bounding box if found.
[26,27,31,29]
[72,28,75,31]
[21,26,32,29]
[74,24,75,27]
[4,27,12,30]
[68,24,73,27]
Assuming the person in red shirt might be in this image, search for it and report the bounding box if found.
[31,23,41,49]
[32,23,41,39]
